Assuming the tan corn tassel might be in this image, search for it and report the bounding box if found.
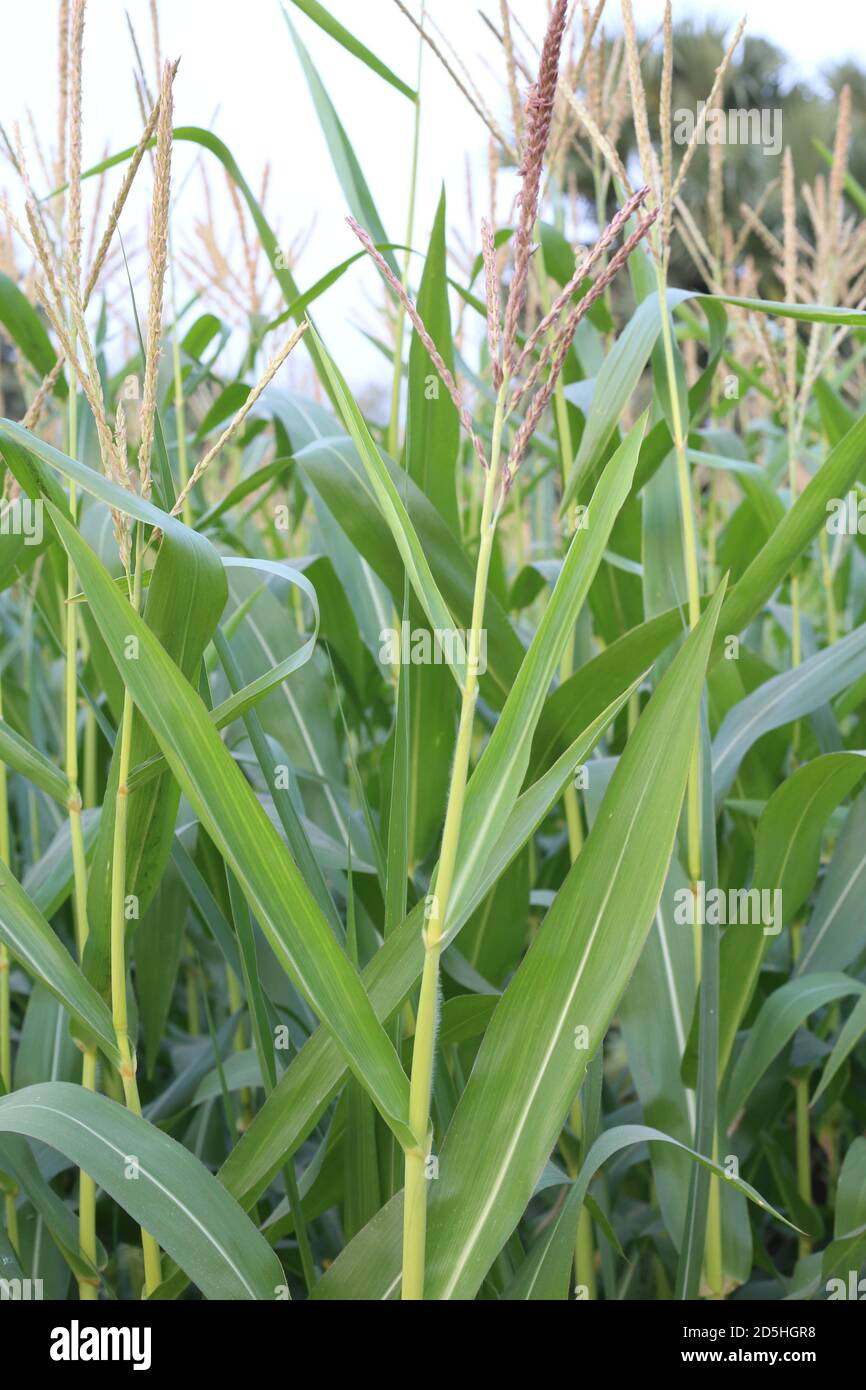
[621,0,656,203]
[558,85,632,195]
[481,217,503,389]
[507,208,658,479]
[782,146,798,408]
[499,0,524,144]
[347,215,487,468]
[171,324,309,518]
[515,184,650,382]
[56,0,70,191]
[21,74,173,433]
[671,16,746,201]
[391,0,512,155]
[826,84,851,299]
[502,0,569,371]
[65,0,86,294]
[138,60,174,500]
[660,1,673,256]
[708,132,724,272]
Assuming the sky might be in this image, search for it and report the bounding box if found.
[1,0,863,397]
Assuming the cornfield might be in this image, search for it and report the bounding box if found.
[0,0,865,1313]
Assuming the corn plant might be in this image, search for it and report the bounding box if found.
[0,0,864,1304]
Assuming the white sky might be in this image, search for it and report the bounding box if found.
[1,1,863,397]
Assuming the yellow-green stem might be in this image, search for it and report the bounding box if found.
[795,1077,812,1259]
[538,225,597,1269]
[654,262,702,887]
[704,1129,724,1297]
[568,1097,596,1297]
[401,385,507,1299]
[82,705,97,810]
[537,230,583,861]
[77,1048,99,1299]
[0,720,14,1251]
[654,256,719,1289]
[561,638,584,859]
[575,1202,596,1299]
[706,474,717,591]
[185,956,200,1035]
[787,420,803,753]
[110,539,162,1295]
[787,420,802,669]
[818,528,838,646]
[0,683,11,1137]
[654,260,702,878]
[787,422,811,1248]
[65,369,100,1296]
[791,921,812,1257]
[227,967,251,1130]
[627,687,640,736]
[0,943,9,1108]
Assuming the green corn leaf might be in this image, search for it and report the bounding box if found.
[418,582,727,1298]
[797,793,866,976]
[311,328,468,690]
[294,431,523,706]
[0,1131,106,1284]
[821,1138,866,1287]
[709,753,866,1080]
[445,415,647,932]
[0,719,70,805]
[724,974,864,1123]
[0,864,118,1064]
[0,418,229,1001]
[538,409,866,777]
[406,188,460,532]
[210,684,635,1229]
[0,1084,285,1300]
[286,0,416,99]
[712,627,866,804]
[506,1123,796,1300]
[561,293,676,511]
[0,272,66,394]
[705,294,866,326]
[812,992,866,1107]
[0,867,119,1061]
[296,584,726,1299]
[282,7,398,274]
[46,503,415,1152]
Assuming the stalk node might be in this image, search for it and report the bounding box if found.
[420,925,441,953]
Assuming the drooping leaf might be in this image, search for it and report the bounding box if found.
[0,1084,285,1300]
